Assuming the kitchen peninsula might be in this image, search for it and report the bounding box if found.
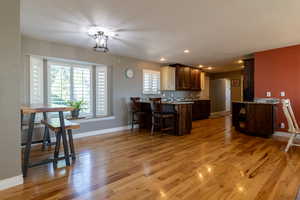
[139,100,193,135]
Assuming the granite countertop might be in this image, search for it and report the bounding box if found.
[140,100,194,105]
[232,100,279,105]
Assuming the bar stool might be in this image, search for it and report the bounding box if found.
[42,118,80,167]
[149,98,176,135]
[130,97,146,130]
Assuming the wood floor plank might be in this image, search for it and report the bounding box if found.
[1,116,300,200]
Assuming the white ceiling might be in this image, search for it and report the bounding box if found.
[21,0,300,69]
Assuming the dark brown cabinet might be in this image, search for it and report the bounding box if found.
[243,59,255,101]
[191,68,201,90]
[169,64,201,91]
[192,100,211,120]
[232,102,277,137]
[175,64,191,90]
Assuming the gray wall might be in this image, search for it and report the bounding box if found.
[21,36,161,138]
[0,0,22,180]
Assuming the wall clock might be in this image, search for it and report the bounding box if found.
[125,68,134,79]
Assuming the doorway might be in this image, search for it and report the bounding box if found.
[210,78,231,116]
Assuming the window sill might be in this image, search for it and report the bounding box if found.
[69,116,116,123]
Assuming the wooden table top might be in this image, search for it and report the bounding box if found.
[21,104,74,114]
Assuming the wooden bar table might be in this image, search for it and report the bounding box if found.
[21,104,74,177]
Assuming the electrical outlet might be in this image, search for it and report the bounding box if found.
[280,122,285,129]
[280,91,285,97]
[266,91,271,97]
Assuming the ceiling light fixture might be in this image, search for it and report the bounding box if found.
[184,49,190,53]
[237,60,243,64]
[198,65,203,68]
[88,26,115,53]
[207,66,213,70]
[160,57,166,62]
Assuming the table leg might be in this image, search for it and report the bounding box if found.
[59,111,70,166]
[22,113,36,177]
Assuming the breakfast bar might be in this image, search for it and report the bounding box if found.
[139,101,193,135]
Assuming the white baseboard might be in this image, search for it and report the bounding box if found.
[0,175,23,191]
[50,124,137,142]
[273,131,300,138]
[72,125,136,140]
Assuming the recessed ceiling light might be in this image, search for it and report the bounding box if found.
[207,66,213,70]
[184,49,190,53]
[160,57,166,62]
[198,65,203,68]
[237,60,243,64]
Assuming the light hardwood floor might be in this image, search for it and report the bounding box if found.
[1,116,300,200]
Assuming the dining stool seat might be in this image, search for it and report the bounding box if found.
[42,118,80,132]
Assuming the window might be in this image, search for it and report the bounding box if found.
[48,61,93,116]
[143,69,160,94]
[29,56,108,118]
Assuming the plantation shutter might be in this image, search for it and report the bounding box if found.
[143,69,160,94]
[95,66,107,116]
[73,66,93,116]
[30,56,44,104]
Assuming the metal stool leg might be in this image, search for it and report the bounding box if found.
[53,132,61,168]
[67,129,76,160]
[59,111,71,166]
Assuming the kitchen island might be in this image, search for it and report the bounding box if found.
[139,101,193,135]
[232,101,278,137]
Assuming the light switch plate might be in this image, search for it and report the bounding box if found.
[266,91,271,97]
[280,122,285,129]
[280,91,285,97]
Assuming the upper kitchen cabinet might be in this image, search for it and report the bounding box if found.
[190,68,201,90]
[171,64,192,90]
[161,64,203,91]
[161,66,176,90]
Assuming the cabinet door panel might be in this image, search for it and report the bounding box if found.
[191,68,201,90]
[175,65,191,90]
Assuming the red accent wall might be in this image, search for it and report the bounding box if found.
[255,44,300,129]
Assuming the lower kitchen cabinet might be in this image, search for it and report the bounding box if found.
[192,100,211,121]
